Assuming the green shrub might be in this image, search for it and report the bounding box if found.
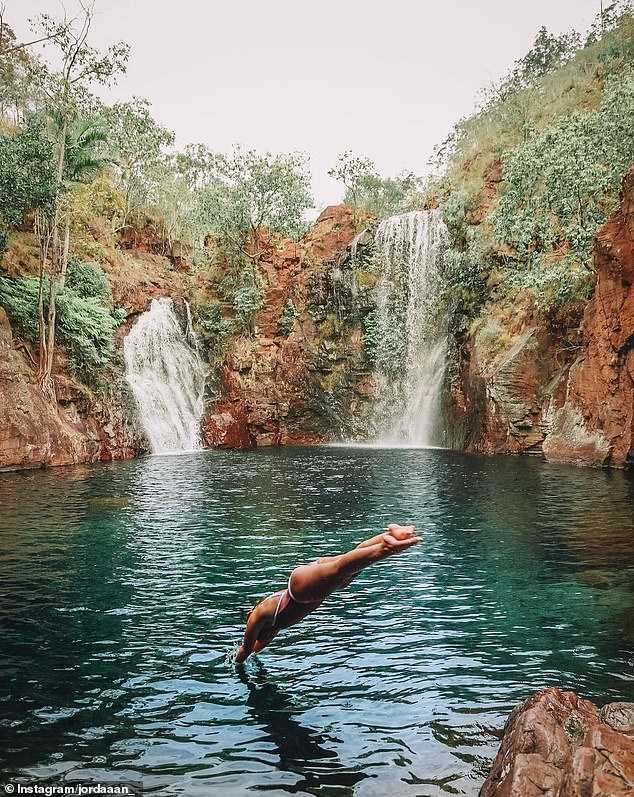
[490,71,634,307]
[361,309,380,362]
[438,186,480,251]
[0,276,124,381]
[56,290,124,377]
[279,298,299,335]
[193,298,232,362]
[504,258,594,311]
[232,264,264,333]
[66,260,112,303]
[0,275,39,337]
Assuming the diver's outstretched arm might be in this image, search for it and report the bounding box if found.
[354,524,416,549]
[235,606,267,663]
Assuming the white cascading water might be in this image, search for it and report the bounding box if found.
[370,209,449,447]
[124,297,207,453]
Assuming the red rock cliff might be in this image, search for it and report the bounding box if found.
[543,168,634,467]
[202,205,373,449]
[0,306,137,469]
[451,168,634,468]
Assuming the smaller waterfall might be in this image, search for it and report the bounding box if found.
[124,298,207,454]
[370,210,449,447]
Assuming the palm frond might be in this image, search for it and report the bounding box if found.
[67,154,107,182]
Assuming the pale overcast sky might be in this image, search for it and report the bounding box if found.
[16,0,601,213]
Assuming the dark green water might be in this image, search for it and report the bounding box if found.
[1,447,634,796]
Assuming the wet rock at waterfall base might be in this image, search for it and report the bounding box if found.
[480,687,634,796]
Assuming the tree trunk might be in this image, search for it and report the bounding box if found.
[41,269,57,400]
[39,112,68,398]
[59,221,70,288]
[35,212,49,374]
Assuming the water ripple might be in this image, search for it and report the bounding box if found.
[1,447,633,796]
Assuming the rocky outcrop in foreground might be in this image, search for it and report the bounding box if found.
[481,687,634,796]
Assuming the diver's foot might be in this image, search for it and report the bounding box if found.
[387,523,416,540]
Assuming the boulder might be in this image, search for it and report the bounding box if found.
[480,687,634,796]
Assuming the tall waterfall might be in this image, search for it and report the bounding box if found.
[124,298,207,453]
[370,210,449,447]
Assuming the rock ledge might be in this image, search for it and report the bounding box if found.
[481,687,634,796]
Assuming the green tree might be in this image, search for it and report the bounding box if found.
[586,1,634,43]
[0,20,33,122]
[0,116,57,253]
[347,171,423,219]
[57,114,110,182]
[491,72,634,307]
[0,8,72,122]
[328,151,378,218]
[48,111,112,286]
[25,3,128,395]
[513,26,580,87]
[196,146,313,249]
[102,97,174,225]
[194,146,313,334]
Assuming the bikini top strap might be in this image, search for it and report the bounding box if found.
[287,574,298,602]
[273,590,285,625]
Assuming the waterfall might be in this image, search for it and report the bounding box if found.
[124,298,207,454]
[370,210,449,447]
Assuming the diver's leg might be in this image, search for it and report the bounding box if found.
[289,527,420,603]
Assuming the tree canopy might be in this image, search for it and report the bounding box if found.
[0,117,57,252]
[195,146,313,247]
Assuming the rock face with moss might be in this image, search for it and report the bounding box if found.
[543,168,634,467]
[201,205,374,448]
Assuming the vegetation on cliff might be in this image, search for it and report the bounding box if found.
[0,4,314,393]
[434,2,634,325]
[1,0,633,459]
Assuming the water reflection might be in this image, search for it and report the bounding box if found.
[0,448,633,797]
[237,660,367,795]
